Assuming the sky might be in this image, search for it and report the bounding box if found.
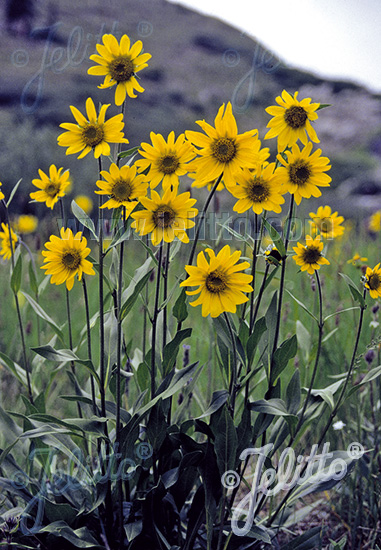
[167,0,381,93]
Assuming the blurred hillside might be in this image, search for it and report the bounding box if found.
[1,0,381,218]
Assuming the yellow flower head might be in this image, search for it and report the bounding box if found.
[88,34,152,105]
[131,187,197,246]
[276,142,331,205]
[265,90,320,152]
[74,195,93,215]
[136,131,195,190]
[0,181,4,201]
[189,172,226,192]
[57,97,128,159]
[95,163,148,216]
[229,162,285,215]
[309,205,345,239]
[0,223,18,261]
[41,227,95,291]
[369,210,381,233]
[180,245,253,318]
[347,253,368,266]
[30,165,71,210]
[14,214,38,234]
[364,264,381,299]
[293,234,330,275]
[185,102,260,187]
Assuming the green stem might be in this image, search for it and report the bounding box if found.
[82,277,97,416]
[162,241,170,350]
[224,312,238,416]
[4,206,34,405]
[142,235,149,358]
[97,157,106,420]
[291,270,324,442]
[271,195,295,357]
[65,288,83,419]
[151,242,163,398]
[188,173,223,267]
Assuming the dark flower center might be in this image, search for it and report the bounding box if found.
[82,124,105,147]
[289,161,311,186]
[45,182,59,197]
[319,218,333,234]
[62,250,81,270]
[111,179,132,202]
[109,56,135,82]
[211,138,236,163]
[284,106,308,129]
[205,270,227,293]
[302,246,321,264]
[247,177,270,202]
[368,273,381,291]
[158,154,180,174]
[153,205,176,228]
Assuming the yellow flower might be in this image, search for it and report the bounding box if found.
[0,223,18,260]
[189,172,226,192]
[265,89,320,152]
[276,142,331,205]
[309,205,345,239]
[0,181,4,201]
[364,264,381,299]
[95,163,148,216]
[88,34,151,105]
[347,253,368,265]
[131,187,197,246]
[30,165,71,209]
[180,245,253,318]
[185,102,260,187]
[228,162,285,215]
[369,210,381,233]
[14,214,38,234]
[293,235,330,275]
[41,228,95,291]
[57,97,128,159]
[74,195,93,215]
[136,131,195,190]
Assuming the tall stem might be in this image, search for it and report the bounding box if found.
[4,205,34,405]
[224,312,238,416]
[65,288,83,419]
[271,195,294,357]
[82,277,97,416]
[162,241,170,350]
[188,173,223,267]
[151,242,163,398]
[291,270,324,441]
[97,157,106,419]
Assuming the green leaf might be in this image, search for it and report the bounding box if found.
[286,368,301,416]
[11,253,23,294]
[39,522,104,548]
[6,178,22,207]
[296,320,311,362]
[271,334,298,385]
[71,200,98,241]
[214,405,238,475]
[262,218,286,258]
[249,398,297,419]
[28,258,39,295]
[162,328,192,376]
[196,390,229,419]
[119,257,154,321]
[172,288,189,323]
[118,146,140,159]
[0,352,35,390]
[246,317,267,366]
[339,273,365,307]
[317,103,331,110]
[285,289,318,322]
[21,292,65,344]
[31,345,77,363]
